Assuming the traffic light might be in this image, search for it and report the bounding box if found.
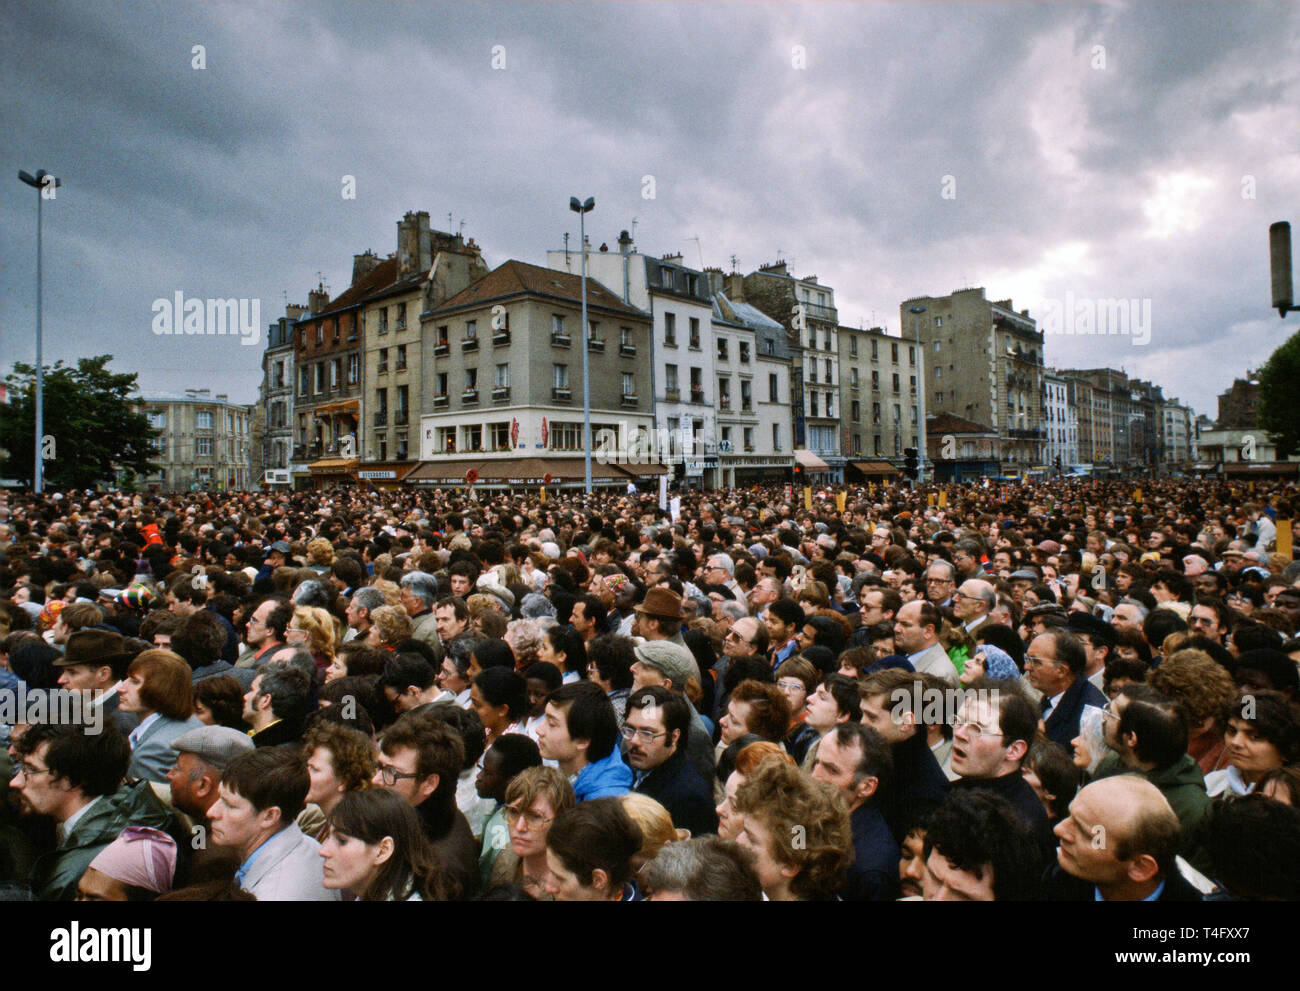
[903,447,919,481]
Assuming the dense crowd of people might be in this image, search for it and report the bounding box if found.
[1,476,1298,901]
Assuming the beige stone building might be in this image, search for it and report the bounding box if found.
[139,389,253,492]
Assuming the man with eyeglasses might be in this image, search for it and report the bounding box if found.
[923,560,956,608]
[1023,629,1108,751]
[625,687,717,837]
[949,679,1055,862]
[952,579,996,636]
[747,577,783,621]
[236,597,290,669]
[1188,598,1230,646]
[371,707,478,899]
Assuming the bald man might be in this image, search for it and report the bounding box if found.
[1044,775,1202,901]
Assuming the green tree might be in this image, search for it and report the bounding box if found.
[1258,330,1300,459]
[0,355,161,489]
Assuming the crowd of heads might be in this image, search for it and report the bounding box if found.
[1,474,1299,901]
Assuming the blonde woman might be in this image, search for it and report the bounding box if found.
[370,578,403,606]
[306,537,335,575]
[620,792,688,874]
[366,604,413,650]
[286,605,340,680]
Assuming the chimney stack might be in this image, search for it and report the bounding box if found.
[352,251,379,285]
[308,286,329,315]
[416,211,432,273]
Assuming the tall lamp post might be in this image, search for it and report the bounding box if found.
[570,196,595,492]
[18,168,59,494]
[908,305,927,482]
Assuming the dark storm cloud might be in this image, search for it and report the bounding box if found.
[2,0,1296,416]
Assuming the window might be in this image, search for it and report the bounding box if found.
[461,425,483,452]
[852,433,861,453]
[871,339,879,360]
[330,360,340,389]
[872,402,881,424]
[378,310,388,335]
[851,400,860,421]
[743,426,754,451]
[620,326,634,352]
[874,435,882,455]
[808,359,817,384]
[436,325,449,346]
[871,370,879,390]
[347,355,359,384]
[378,348,389,373]
[550,422,582,450]
[808,329,816,349]
[465,320,477,340]
[690,367,703,401]
[196,411,213,430]
[397,385,408,422]
[910,406,918,424]
[315,325,324,346]
[824,359,833,384]
[553,364,569,390]
[465,368,478,392]
[689,317,700,349]
[552,314,566,336]
[740,379,751,410]
[197,437,213,456]
[933,340,941,352]
[299,368,309,395]
[893,404,901,425]
[935,316,943,327]
[376,388,388,419]
[769,373,779,402]
[772,423,781,450]
[891,342,899,363]
[622,373,635,397]
[909,346,915,366]
[850,368,859,387]
[495,364,509,388]
[437,426,456,453]
[739,341,749,363]
[395,434,407,460]
[147,411,166,429]
[435,372,448,398]
[396,304,407,332]
[809,392,819,417]
[664,312,676,345]
[717,337,729,361]
[824,329,832,351]
[935,367,942,380]
[718,377,731,406]
[491,422,511,451]
[826,393,834,418]
[892,373,900,393]
[153,436,167,457]
[315,365,325,393]
[395,345,406,371]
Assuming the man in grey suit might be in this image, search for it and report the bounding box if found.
[117,651,205,784]
[893,600,959,684]
[208,746,337,901]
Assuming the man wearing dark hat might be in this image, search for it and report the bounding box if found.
[53,629,139,735]
[632,587,687,649]
[1066,611,1116,694]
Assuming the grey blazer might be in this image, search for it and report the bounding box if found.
[240,823,339,902]
[128,714,205,784]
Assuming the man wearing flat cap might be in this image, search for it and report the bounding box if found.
[1066,611,1116,694]
[630,640,714,781]
[53,629,139,735]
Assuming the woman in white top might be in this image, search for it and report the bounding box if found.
[1204,690,1298,797]
[471,668,529,753]
[320,789,444,901]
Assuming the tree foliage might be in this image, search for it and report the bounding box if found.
[1258,330,1300,460]
[1,355,161,490]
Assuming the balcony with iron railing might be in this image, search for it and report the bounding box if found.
[373,411,388,428]
[552,387,572,402]
[434,340,449,357]
[551,332,571,348]
[621,393,638,407]
[619,341,636,356]
[690,388,705,404]
[493,329,510,346]
[433,394,449,408]
[492,386,511,403]
[587,337,606,353]
[462,389,479,405]
[462,337,479,352]
[665,388,680,403]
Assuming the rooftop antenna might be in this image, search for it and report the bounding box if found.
[686,235,704,270]
[447,212,454,230]
[729,254,739,273]
[458,218,466,238]
[563,232,570,269]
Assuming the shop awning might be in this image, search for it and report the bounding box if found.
[312,399,360,416]
[851,460,898,476]
[794,449,830,471]
[619,461,669,476]
[405,456,632,485]
[308,458,359,473]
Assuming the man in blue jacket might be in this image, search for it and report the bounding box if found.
[537,681,631,801]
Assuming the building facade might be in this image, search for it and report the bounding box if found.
[904,287,1046,475]
[409,259,656,490]
[259,304,303,485]
[549,239,721,487]
[139,389,253,492]
[837,325,920,468]
[1043,369,1077,469]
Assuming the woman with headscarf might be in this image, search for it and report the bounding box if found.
[958,643,1021,686]
[76,826,177,901]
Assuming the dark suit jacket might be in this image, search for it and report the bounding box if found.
[1043,676,1108,750]
[882,733,950,843]
[633,746,718,838]
[1040,862,1203,901]
[249,718,303,749]
[952,771,1056,866]
[844,803,901,902]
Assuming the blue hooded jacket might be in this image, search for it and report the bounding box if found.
[572,747,633,801]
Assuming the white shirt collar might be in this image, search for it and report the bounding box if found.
[129,711,162,748]
[58,794,106,844]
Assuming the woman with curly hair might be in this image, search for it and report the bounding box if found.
[193,674,246,729]
[366,604,413,651]
[1148,648,1240,775]
[732,759,852,901]
[504,617,553,671]
[303,720,377,826]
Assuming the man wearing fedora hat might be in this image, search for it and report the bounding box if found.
[54,629,139,735]
[632,586,688,649]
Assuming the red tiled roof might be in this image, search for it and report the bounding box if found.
[927,412,996,434]
[432,259,645,316]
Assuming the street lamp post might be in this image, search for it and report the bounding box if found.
[18,168,59,494]
[908,305,927,482]
[570,196,595,492]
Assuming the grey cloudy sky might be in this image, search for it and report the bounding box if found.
[3,0,1298,417]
